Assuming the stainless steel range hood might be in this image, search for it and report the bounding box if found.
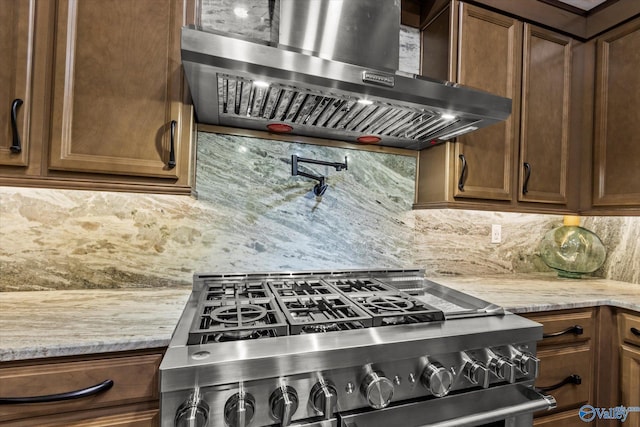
[182,0,512,150]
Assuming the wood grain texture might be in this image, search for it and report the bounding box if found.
[0,353,161,422]
[453,3,522,201]
[518,24,572,205]
[620,345,640,426]
[593,17,640,207]
[0,0,34,166]
[48,0,188,179]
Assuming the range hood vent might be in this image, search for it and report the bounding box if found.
[182,1,511,150]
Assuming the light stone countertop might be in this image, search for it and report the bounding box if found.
[1,274,639,362]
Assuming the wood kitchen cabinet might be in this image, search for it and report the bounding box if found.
[415,1,581,213]
[590,16,640,211]
[0,349,163,426]
[618,312,640,426]
[0,0,36,168]
[0,0,195,195]
[523,308,596,424]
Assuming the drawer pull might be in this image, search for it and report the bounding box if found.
[631,327,640,337]
[168,120,177,169]
[457,154,467,191]
[0,379,113,404]
[10,99,23,154]
[537,374,582,393]
[543,325,583,339]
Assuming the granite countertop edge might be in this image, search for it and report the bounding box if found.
[1,274,639,362]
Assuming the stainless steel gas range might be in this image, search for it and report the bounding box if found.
[160,269,556,427]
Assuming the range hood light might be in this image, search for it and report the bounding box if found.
[441,113,457,120]
[267,123,293,133]
[357,135,381,144]
[253,80,270,88]
[357,99,373,105]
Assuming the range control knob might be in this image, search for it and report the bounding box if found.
[224,392,255,427]
[361,371,394,409]
[464,360,490,388]
[175,394,209,427]
[269,385,298,426]
[513,352,540,378]
[489,356,516,383]
[421,362,454,397]
[310,380,338,418]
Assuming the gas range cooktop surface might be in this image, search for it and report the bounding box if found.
[185,269,504,345]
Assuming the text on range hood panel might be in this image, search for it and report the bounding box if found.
[182,24,511,150]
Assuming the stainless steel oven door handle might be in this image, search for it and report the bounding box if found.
[338,384,556,427]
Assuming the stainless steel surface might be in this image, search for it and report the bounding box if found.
[175,392,209,427]
[337,384,556,427]
[181,0,512,150]
[160,269,553,426]
[278,0,399,72]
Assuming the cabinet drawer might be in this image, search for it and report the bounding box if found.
[619,313,640,347]
[533,408,584,426]
[535,345,592,411]
[525,309,594,346]
[0,353,161,422]
[2,407,158,427]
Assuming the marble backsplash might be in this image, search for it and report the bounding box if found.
[1,131,638,291]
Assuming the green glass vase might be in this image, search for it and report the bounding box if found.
[539,216,607,279]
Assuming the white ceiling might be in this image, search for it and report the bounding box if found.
[555,0,609,11]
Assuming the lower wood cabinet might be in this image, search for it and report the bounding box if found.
[0,349,163,426]
[523,308,595,424]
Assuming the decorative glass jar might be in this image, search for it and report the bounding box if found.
[539,216,606,278]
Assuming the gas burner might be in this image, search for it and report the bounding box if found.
[326,278,393,293]
[268,279,335,297]
[202,280,270,302]
[213,329,274,343]
[209,304,267,325]
[275,295,373,334]
[365,295,415,312]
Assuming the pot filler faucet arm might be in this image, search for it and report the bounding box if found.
[291,155,348,197]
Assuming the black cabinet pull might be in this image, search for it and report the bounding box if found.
[458,154,467,191]
[537,374,582,393]
[631,327,640,337]
[168,120,177,169]
[522,162,531,195]
[543,325,583,339]
[10,99,24,154]
[0,379,113,404]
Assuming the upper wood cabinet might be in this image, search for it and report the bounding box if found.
[0,0,194,194]
[0,0,35,167]
[591,17,640,209]
[415,1,581,213]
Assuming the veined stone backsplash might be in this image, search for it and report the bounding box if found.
[0,132,638,291]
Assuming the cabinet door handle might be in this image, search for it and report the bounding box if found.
[522,162,531,195]
[631,327,640,337]
[10,99,24,154]
[0,379,113,404]
[458,154,467,191]
[543,325,583,339]
[537,374,581,393]
[168,120,177,169]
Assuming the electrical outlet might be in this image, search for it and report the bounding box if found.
[491,224,502,243]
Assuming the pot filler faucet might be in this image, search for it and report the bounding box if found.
[291,155,348,197]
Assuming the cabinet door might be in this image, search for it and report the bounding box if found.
[0,0,34,166]
[620,345,640,426]
[48,0,189,180]
[453,3,522,201]
[518,25,572,205]
[593,17,640,207]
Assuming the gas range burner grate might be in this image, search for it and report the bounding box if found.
[350,293,445,326]
[201,280,270,302]
[275,294,373,334]
[268,279,335,297]
[325,277,397,294]
[188,296,288,345]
